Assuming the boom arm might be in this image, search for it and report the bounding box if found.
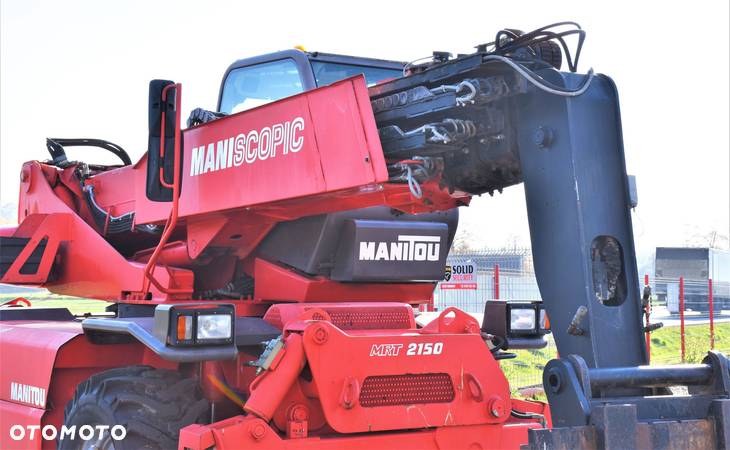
[517,70,647,369]
[366,39,730,449]
[368,58,647,370]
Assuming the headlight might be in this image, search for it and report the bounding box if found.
[510,308,536,331]
[197,314,232,340]
[482,301,549,341]
[163,304,235,346]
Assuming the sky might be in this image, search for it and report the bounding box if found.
[1,0,728,260]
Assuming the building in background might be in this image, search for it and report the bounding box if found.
[435,246,730,316]
[654,247,730,313]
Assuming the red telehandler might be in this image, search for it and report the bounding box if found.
[1,23,729,450]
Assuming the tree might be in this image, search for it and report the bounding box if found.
[451,229,477,254]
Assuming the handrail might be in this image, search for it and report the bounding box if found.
[142,83,190,296]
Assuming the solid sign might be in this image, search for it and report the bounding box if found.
[440,262,477,290]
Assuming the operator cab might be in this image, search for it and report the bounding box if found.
[217,49,404,114]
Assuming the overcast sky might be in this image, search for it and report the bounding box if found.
[1,0,728,258]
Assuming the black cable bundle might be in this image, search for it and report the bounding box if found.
[485,21,586,73]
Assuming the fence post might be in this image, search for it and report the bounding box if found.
[709,278,715,350]
[494,264,500,300]
[680,276,685,363]
[644,274,651,362]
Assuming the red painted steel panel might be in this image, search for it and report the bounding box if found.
[263,302,416,331]
[254,258,434,304]
[0,321,80,448]
[0,401,44,449]
[178,406,539,450]
[0,321,170,449]
[0,321,82,408]
[13,162,193,301]
[306,80,377,190]
[297,311,512,434]
[133,76,388,224]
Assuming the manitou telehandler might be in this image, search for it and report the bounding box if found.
[1,22,729,450]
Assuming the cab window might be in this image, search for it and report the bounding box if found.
[220,59,303,114]
[311,61,402,87]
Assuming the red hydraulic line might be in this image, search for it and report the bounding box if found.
[680,276,685,363]
[494,264,500,300]
[245,333,306,421]
[709,278,715,350]
[142,83,188,296]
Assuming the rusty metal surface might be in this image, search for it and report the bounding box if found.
[527,419,718,450]
[637,419,715,450]
[526,426,597,450]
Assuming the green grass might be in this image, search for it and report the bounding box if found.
[502,322,730,401]
[649,322,730,364]
[0,291,110,315]
[500,345,553,385]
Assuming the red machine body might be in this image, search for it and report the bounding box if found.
[179,307,549,450]
[0,319,178,449]
[5,77,464,305]
[0,51,546,450]
[4,24,725,449]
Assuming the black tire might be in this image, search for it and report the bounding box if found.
[59,365,209,450]
[531,40,563,70]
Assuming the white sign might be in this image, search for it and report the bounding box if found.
[441,261,477,290]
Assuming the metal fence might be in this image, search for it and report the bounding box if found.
[434,249,540,313]
[434,249,551,391]
[435,249,730,391]
[644,274,730,366]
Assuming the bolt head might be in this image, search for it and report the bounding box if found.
[534,126,553,148]
[250,422,266,440]
[312,325,329,344]
[289,404,308,422]
[487,396,505,418]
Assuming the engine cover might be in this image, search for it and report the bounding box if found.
[257,206,457,282]
[331,219,448,282]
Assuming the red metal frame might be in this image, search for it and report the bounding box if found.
[253,258,435,304]
[179,415,544,450]
[1,76,548,450]
[0,319,167,449]
[8,76,467,305]
[0,213,67,285]
[9,161,193,301]
[178,308,547,449]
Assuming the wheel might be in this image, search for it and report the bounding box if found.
[59,365,209,450]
